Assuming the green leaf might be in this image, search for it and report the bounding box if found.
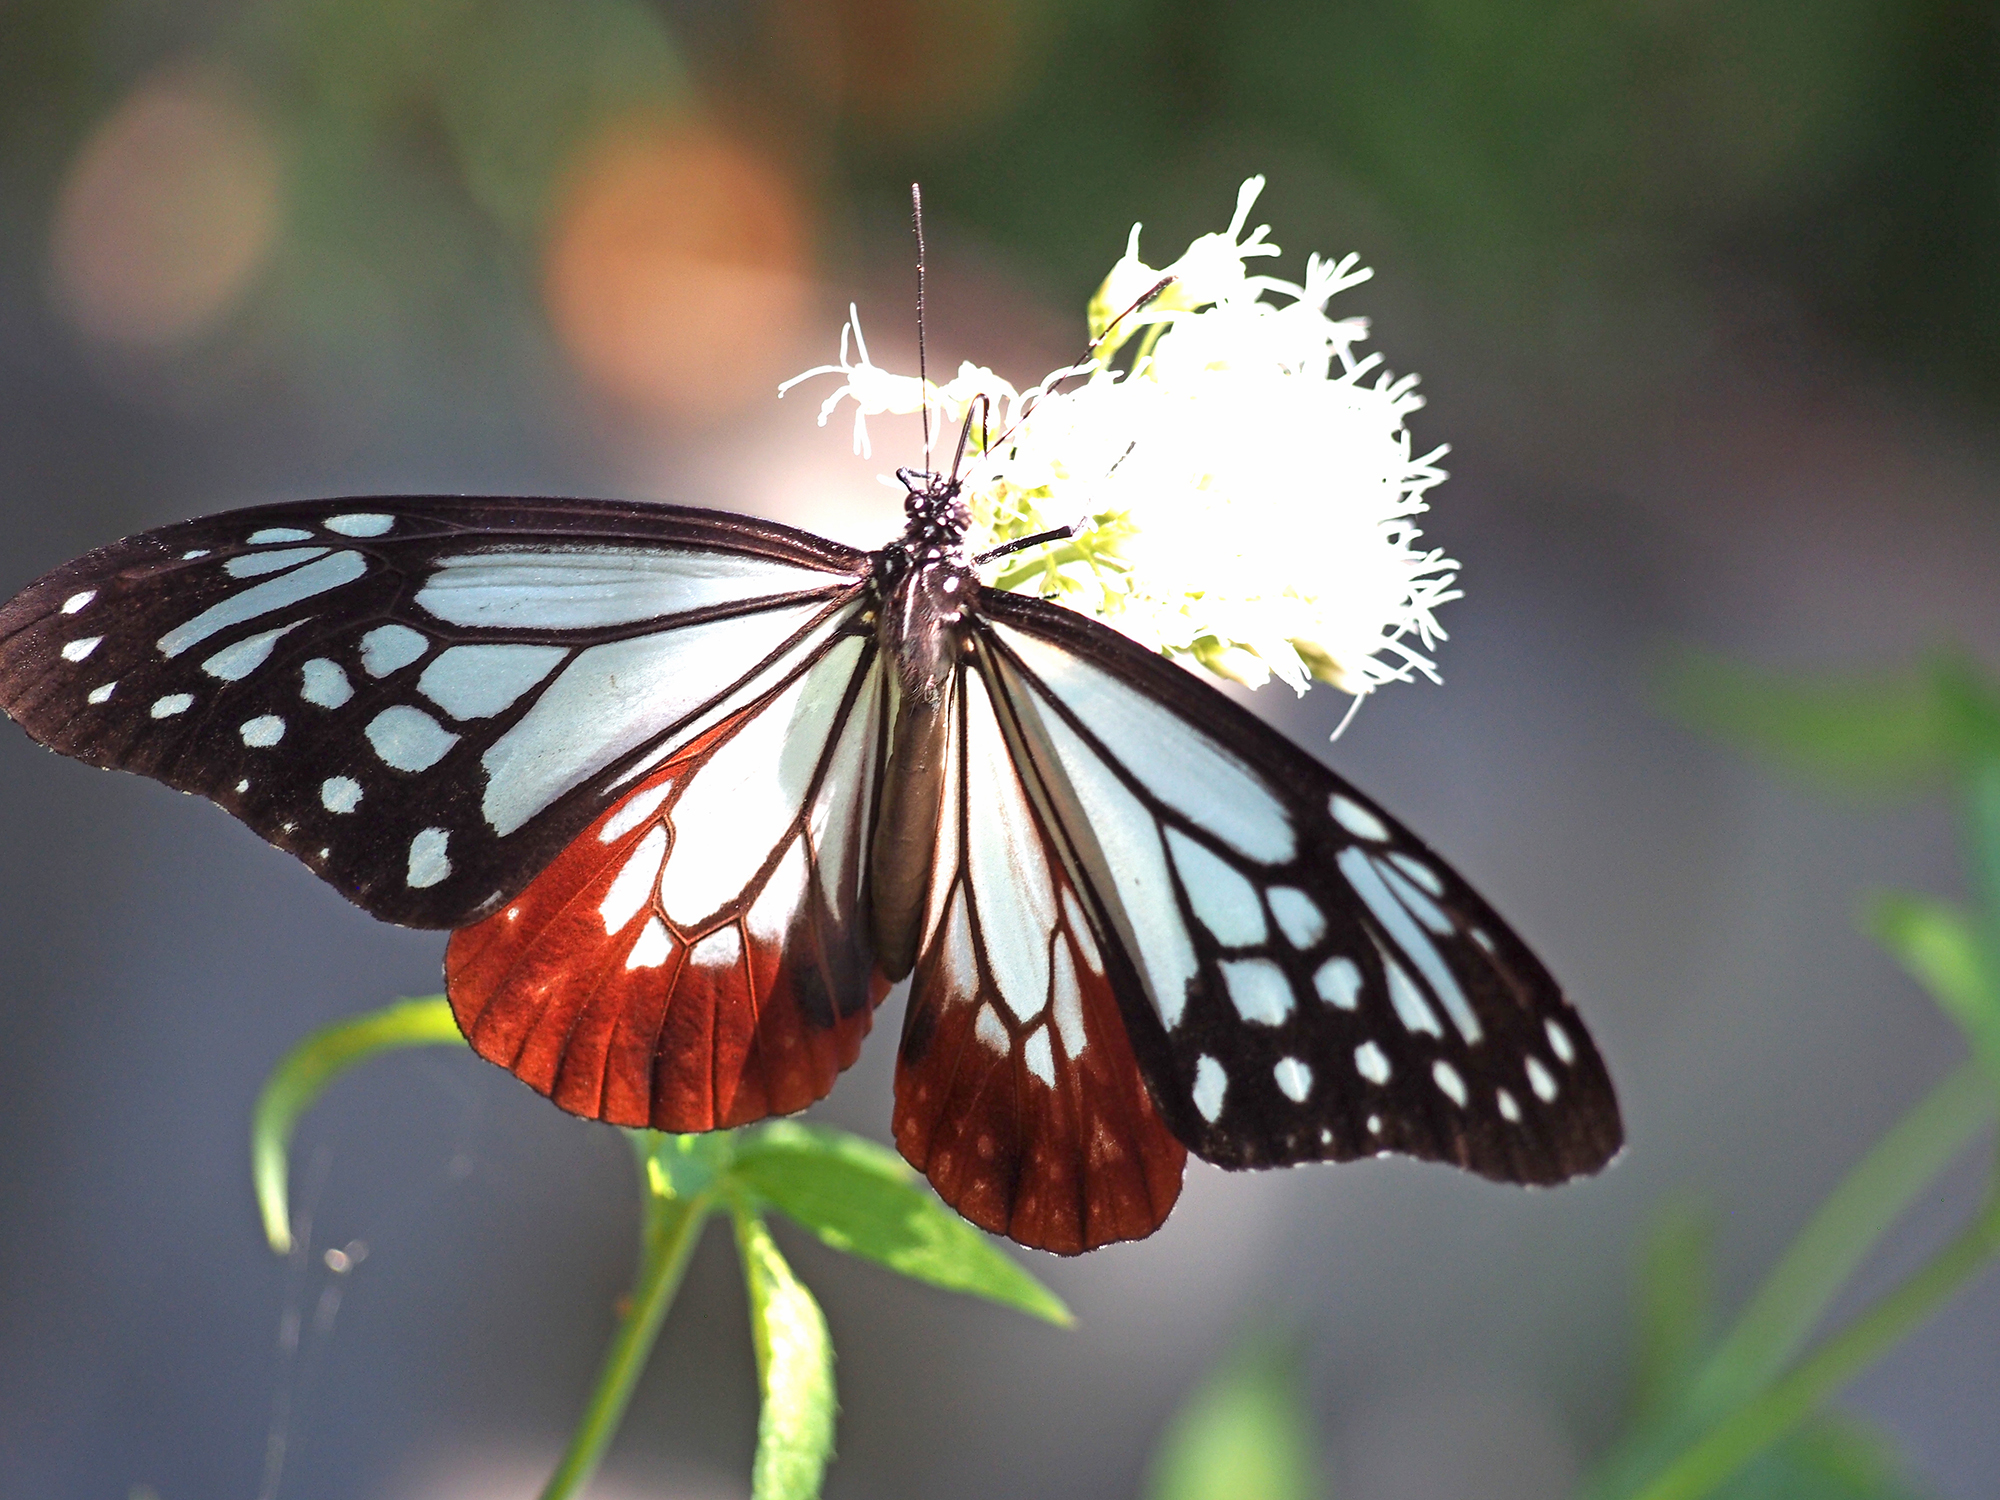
[729,1121,1071,1326]
[251,996,463,1255]
[1635,1198,1716,1422]
[1658,652,1950,791]
[1146,1331,1321,1500]
[1866,893,2000,1086]
[1708,1414,1926,1500]
[637,1128,739,1202]
[735,1210,837,1500]
[1928,655,2000,767]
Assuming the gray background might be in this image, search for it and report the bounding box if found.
[4,3,1999,1497]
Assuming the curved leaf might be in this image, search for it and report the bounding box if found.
[735,1210,836,1500]
[251,996,463,1253]
[731,1121,1071,1326]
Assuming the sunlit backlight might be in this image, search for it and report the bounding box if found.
[49,67,282,349]
[544,121,810,423]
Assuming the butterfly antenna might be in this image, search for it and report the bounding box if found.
[1092,274,1180,354]
[978,274,1180,461]
[912,182,932,478]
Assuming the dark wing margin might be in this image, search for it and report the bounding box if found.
[445,626,889,1132]
[0,496,869,928]
[971,586,1624,1189]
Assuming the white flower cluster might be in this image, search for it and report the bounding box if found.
[781,177,1458,704]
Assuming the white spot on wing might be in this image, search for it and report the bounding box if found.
[359,624,428,677]
[151,693,194,718]
[1166,827,1266,946]
[1313,956,1362,1009]
[182,549,209,560]
[1023,1028,1056,1087]
[1545,1018,1576,1064]
[1389,851,1445,896]
[1497,1087,1522,1122]
[320,776,362,814]
[692,925,743,970]
[61,636,102,662]
[943,892,977,997]
[87,682,115,704]
[407,827,450,888]
[202,622,302,682]
[746,838,809,947]
[158,552,365,658]
[325,513,394,537]
[1354,1041,1391,1084]
[627,916,673,970]
[1050,943,1086,1057]
[300,658,353,708]
[600,781,672,843]
[366,705,460,772]
[1192,1055,1227,1122]
[240,714,284,747]
[1527,1056,1559,1102]
[1432,1059,1468,1106]
[61,590,96,614]
[600,824,668,933]
[248,527,314,544]
[1273,1056,1314,1102]
[1375,855,1454,937]
[1222,957,1294,1025]
[1268,886,1326,948]
[974,1004,1009,1054]
[419,643,566,719]
[1382,953,1444,1037]
[1330,794,1389,841]
[225,546,328,579]
[1060,886,1103,975]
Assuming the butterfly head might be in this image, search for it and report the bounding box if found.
[894,466,971,549]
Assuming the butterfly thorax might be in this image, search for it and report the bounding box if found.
[872,467,977,707]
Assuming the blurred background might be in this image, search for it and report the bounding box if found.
[3,2,1999,1497]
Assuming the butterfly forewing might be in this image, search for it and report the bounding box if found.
[977,589,1623,1187]
[0,497,867,928]
[446,624,889,1131]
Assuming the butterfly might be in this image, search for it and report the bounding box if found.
[0,476,1621,1254]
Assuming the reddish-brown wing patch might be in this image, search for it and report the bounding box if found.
[892,672,1185,1254]
[448,670,885,1131]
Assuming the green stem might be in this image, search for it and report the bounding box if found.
[1630,1194,2000,1500]
[1683,1059,1994,1420]
[540,1186,714,1500]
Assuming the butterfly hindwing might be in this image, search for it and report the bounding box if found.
[891,665,1188,1255]
[446,623,889,1131]
[0,497,867,928]
[976,589,1624,1188]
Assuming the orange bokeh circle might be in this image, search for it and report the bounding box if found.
[544,122,812,423]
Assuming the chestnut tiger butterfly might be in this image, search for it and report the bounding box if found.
[0,474,1621,1253]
